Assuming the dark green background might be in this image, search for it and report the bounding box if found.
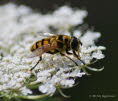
[0,0,117,101]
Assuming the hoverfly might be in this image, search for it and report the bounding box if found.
[29,34,85,71]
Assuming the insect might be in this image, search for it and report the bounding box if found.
[29,34,85,71]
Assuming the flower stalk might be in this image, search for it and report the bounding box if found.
[16,94,49,100]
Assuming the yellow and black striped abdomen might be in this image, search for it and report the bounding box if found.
[30,38,50,52]
[30,35,71,54]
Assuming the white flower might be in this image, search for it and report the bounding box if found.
[81,31,101,46]
[73,30,82,38]
[39,84,56,95]
[92,50,105,59]
[0,3,105,98]
[60,79,75,87]
[19,86,32,95]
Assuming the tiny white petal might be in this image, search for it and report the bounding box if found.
[92,50,105,59]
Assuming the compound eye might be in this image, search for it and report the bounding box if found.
[71,37,78,50]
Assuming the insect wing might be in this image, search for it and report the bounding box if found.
[40,43,57,52]
[28,44,51,58]
[28,48,42,58]
[37,33,56,38]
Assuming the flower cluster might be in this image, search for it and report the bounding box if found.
[0,3,105,99]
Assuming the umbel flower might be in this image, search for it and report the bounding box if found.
[0,3,106,100]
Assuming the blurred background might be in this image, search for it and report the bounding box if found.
[0,0,117,101]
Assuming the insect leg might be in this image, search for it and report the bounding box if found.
[60,52,78,66]
[72,50,85,65]
[30,57,42,71]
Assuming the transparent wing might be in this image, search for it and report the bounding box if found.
[28,48,43,58]
[37,33,56,38]
[43,33,56,36]
[28,43,57,58]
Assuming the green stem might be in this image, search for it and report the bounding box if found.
[57,88,70,98]
[16,94,49,100]
[29,81,38,85]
